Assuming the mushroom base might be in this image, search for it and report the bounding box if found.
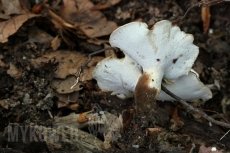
[134,73,159,117]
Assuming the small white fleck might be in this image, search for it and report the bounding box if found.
[211,147,217,151]
[209,122,212,127]
[209,28,213,34]
[132,145,139,148]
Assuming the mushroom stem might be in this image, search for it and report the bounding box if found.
[135,69,164,116]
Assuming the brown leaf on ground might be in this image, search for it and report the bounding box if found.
[30,51,104,79]
[1,0,27,15]
[50,76,83,94]
[56,91,79,108]
[51,36,61,51]
[0,99,9,109]
[28,26,54,44]
[7,63,22,79]
[60,0,118,38]
[91,0,121,10]
[201,6,211,33]
[0,13,40,43]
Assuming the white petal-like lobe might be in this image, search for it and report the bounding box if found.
[109,20,199,81]
[92,54,141,99]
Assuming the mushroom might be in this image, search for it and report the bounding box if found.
[93,54,141,99]
[109,20,199,115]
[93,55,212,102]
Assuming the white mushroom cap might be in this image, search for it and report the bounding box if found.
[92,54,141,99]
[158,71,212,101]
[109,20,199,101]
[93,55,212,102]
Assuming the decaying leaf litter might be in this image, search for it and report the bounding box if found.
[0,0,230,152]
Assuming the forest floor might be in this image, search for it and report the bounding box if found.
[0,0,230,153]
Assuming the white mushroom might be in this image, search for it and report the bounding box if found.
[93,55,212,102]
[109,20,199,102]
[92,54,141,99]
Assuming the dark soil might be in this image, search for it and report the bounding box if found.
[0,0,230,153]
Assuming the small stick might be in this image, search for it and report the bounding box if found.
[161,85,230,129]
[71,47,117,89]
[173,0,229,24]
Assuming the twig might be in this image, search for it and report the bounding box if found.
[220,129,230,140]
[173,0,229,24]
[161,85,230,129]
[71,47,117,89]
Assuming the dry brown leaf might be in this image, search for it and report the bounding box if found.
[1,0,27,15]
[30,51,104,79]
[28,26,54,44]
[56,91,79,108]
[77,110,93,123]
[91,0,121,10]
[51,76,83,94]
[201,6,211,33]
[60,0,117,38]
[0,13,40,43]
[67,103,79,110]
[0,99,9,109]
[51,36,61,51]
[7,62,22,79]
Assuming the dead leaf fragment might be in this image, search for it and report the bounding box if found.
[7,62,22,79]
[201,6,211,33]
[91,0,121,10]
[56,91,79,108]
[51,36,61,51]
[77,110,93,123]
[0,13,40,43]
[1,0,27,15]
[51,76,83,94]
[30,51,104,79]
[60,0,117,38]
[0,99,9,109]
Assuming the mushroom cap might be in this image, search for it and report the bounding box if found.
[158,71,212,101]
[109,20,199,81]
[92,54,141,99]
[93,55,212,102]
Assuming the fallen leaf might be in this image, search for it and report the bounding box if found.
[60,0,117,38]
[0,99,9,109]
[30,51,104,79]
[1,0,27,15]
[51,76,83,94]
[56,91,79,108]
[51,36,61,51]
[7,62,22,79]
[0,13,40,43]
[201,6,211,33]
[28,26,54,44]
[91,0,121,10]
[67,103,79,110]
[77,110,93,123]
